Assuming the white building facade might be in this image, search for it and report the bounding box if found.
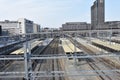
[33,23,41,33]
[0,18,40,35]
[18,18,34,34]
[0,20,20,35]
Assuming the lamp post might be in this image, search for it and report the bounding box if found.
[109,23,113,45]
[74,33,77,65]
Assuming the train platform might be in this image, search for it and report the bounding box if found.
[61,38,83,55]
[75,38,120,72]
[75,38,104,54]
[91,38,120,52]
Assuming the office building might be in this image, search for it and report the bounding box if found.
[0,18,40,35]
[18,18,34,34]
[33,23,41,33]
[91,0,105,29]
[0,25,2,36]
[0,20,20,35]
[62,22,91,31]
[104,21,120,29]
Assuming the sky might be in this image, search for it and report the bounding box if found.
[0,0,120,28]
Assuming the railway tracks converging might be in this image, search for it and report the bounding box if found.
[0,38,64,80]
[34,38,65,80]
[69,38,120,80]
[1,37,120,80]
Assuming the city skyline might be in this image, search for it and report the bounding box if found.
[0,0,120,28]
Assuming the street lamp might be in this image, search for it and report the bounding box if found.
[109,23,113,45]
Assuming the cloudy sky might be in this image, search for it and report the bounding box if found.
[0,0,120,28]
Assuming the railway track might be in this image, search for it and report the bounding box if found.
[0,39,52,80]
[69,38,120,80]
[86,59,112,80]
[35,38,65,80]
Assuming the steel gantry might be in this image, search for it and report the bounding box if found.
[0,53,120,79]
[0,31,120,80]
